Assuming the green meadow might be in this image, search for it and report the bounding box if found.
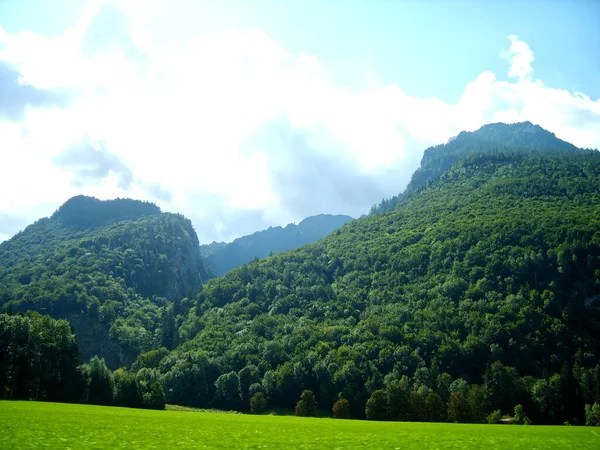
[1,401,598,449]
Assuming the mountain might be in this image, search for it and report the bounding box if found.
[200,214,353,277]
[158,124,600,422]
[371,121,582,215]
[2,122,600,424]
[0,196,208,367]
[470,121,579,150]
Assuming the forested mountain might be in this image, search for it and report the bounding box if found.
[200,214,353,277]
[2,123,600,425]
[154,125,600,423]
[0,196,209,367]
[370,121,585,215]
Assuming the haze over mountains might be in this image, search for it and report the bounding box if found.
[1,122,600,424]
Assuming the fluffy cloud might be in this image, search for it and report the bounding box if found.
[502,34,535,81]
[0,2,599,244]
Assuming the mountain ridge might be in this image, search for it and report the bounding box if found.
[0,196,208,367]
[372,121,591,215]
[200,213,353,277]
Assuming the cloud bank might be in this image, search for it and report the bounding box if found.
[0,1,599,243]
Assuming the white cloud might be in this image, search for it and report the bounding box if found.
[0,3,599,244]
[502,34,535,81]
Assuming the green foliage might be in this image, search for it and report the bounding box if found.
[486,409,503,424]
[85,356,113,405]
[52,196,161,228]
[366,389,388,420]
[201,215,353,277]
[447,392,469,423]
[386,378,411,421]
[3,124,600,426]
[513,404,531,425]
[295,390,317,417]
[250,392,267,414]
[467,385,488,423]
[584,403,600,426]
[214,372,242,410]
[332,398,351,419]
[0,196,208,367]
[0,312,82,402]
[424,391,445,422]
[370,121,581,215]
[154,141,600,423]
[113,368,144,409]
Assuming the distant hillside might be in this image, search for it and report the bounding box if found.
[371,121,584,214]
[0,196,208,367]
[200,214,353,277]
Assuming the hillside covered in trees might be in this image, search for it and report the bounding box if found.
[1,123,600,425]
[200,214,353,277]
[0,196,209,367]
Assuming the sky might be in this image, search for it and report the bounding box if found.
[0,0,599,244]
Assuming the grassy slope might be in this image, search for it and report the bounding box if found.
[1,401,598,449]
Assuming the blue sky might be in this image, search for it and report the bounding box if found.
[3,0,599,100]
[0,0,599,243]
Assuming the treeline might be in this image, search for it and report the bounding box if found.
[0,313,165,410]
[3,311,599,424]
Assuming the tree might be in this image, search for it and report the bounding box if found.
[410,386,429,422]
[296,390,317,417]
[447,392,469,423]
[113,369,143,408]
[486,409,502,424]
[0,313,83,402]
[214,372,242,410]
[514,404,531,425]
[366,389,388,420]
[143,381,166,410]
[239,365,259,403]
[484,362,526,415]
[160,305,177,350]
[467,385,487,423]
[425,391,445,422]
[585,403,600,426]
[86,356,114,405]
[333,398,351,419]
[386,379,410,421]
[250,392,267,414]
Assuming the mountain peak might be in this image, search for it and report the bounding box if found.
[467,121,577,151]
[372,121,583,215]
[52,195,161,228]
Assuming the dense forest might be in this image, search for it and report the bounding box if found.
[200,214,353,277]
[1,123,600,425]
[0,196,209,367]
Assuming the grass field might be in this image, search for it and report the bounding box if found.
[1,401,599,449]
